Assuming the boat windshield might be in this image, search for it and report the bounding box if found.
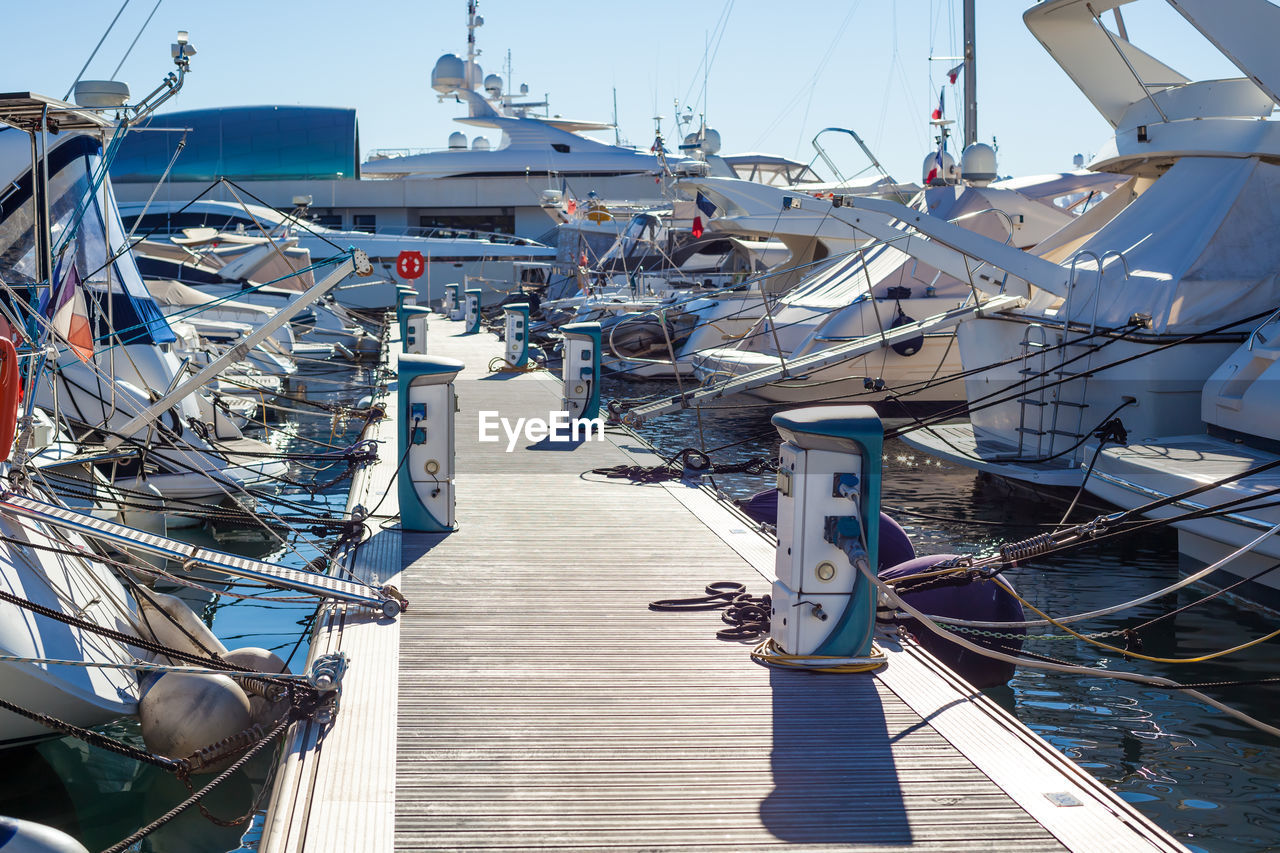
[0,131,174,344]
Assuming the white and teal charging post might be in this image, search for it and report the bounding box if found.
[560,322,601,420]
[444,284,462,320]
[770,406,882,658]
[400,305,431,354]
[398,354,464,532]
[503,303,530,367]
[463,288,482,334]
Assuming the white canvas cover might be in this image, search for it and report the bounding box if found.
[1070,156,1280,333]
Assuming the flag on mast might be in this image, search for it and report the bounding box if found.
[695,191,717,218]
[925,144,945,185]
[44,257,94,362]
[946,62,964,84]
[931,90,945,121]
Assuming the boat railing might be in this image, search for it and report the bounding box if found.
[347,224,545,246]
[365,146,482,159]
[136,221,549,249]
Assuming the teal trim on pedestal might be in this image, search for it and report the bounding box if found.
[772,405,882,658]
[398,354,464,533]
[561,322,602,420]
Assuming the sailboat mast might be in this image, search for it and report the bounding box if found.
[963,0,977,147]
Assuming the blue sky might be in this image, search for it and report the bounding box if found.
[11,1,1243,183]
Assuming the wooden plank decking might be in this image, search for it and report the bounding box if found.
[261,315,1186,852]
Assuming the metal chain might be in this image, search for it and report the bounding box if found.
[939,623,1129,641]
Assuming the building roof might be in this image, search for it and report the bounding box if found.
[113,105,359,182]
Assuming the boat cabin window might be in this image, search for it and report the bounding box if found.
[551,143,570,154]
[418,211,515,236]
[519,267,547,285]
[352,214,377,234]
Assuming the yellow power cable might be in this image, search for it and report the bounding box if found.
[1006,586,1280,664]
[751,638,887,673]
[487,356,546,374]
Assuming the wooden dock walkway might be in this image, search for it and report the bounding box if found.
[261,315,1186,853]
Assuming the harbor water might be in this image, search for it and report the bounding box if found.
[611,376,1280,853]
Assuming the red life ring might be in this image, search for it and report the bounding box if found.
[0,338,19,461]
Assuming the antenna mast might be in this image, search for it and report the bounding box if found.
[963,0,976,147]
[466,0,480,88]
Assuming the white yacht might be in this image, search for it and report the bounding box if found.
[1083,310,1280,608]
[678,166,1107,416]
[862,0,1280,489]
[118,198,555,309]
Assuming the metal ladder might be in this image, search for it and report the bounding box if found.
[1034,250,1126,464]
[1014,323,1052,457]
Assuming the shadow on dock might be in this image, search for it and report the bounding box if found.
[525,436,586,451]
[762,668,911,844]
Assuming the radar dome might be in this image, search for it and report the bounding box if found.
[960,143,997,186]
[467,63,484,90]
[448,132,467,150]
[74,80,130,108]
[472,136,491,150]
[921,150,957,186]
[431,54,466,93]
[483,74,503,97]
[700,128,721,155]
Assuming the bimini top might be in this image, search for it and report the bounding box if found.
[112,105,359,182]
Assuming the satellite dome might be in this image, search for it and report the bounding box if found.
[683,132,698,149]
[921,149,957,186]
[472,136,491,151]
[960,143,997,186]
[700,128,722,155]
[466,63,484,90]
[483,74,503,97]
[431,54,466,93]
[448,131,467,150]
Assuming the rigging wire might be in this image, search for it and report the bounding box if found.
[110,0,163,79]
[64,0,132,100]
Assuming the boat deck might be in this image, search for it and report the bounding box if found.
[261,315,1185,852]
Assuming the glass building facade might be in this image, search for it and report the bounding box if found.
[112,106,359,182]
